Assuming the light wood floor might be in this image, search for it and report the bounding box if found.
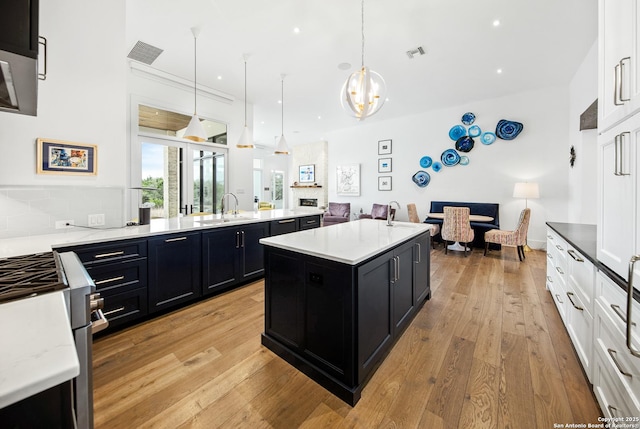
[92,247,602,429]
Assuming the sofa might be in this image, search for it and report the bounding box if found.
[424,201,500,249]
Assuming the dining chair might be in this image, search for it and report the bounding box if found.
[441,206,474,256]
[484,208,531,261]
[407,203,440,247]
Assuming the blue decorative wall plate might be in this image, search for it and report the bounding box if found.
[461,112,475,125]
[455,136,475,153]
[460,156,469,165]
[432,162,443,172]
[419,156,432,168]
[495,119,524,140]
[441,149,461,166]
[481,132,497,145]
[449,125,466,140]
[468,125,481,137]
[412,170,431,187]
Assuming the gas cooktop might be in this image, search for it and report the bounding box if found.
[0,252,67,303]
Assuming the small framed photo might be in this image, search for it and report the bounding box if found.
[378,158,392,173]
[378,139,392,155]
[378,176,392,191]
[36,138,97,175]
[299,164,315,183]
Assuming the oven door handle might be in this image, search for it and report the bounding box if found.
[91,309,109,334]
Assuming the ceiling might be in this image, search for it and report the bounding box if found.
[126,0,598,149]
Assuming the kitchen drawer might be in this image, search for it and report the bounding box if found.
[100,287,148,330]
[548,268,568,323]
[565,287,593,380]
[298,215,321,230]
[596,271,640,349]
[86,258,147,295]
[595,299,640,410]
[270,218,298,236]
[566,244,596,316]
[593,349,639,420]
[69,239,147,265]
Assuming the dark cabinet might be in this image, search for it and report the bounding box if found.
[270,218,298,236]
[413,233,431,304]
[148,232,201,313]
[391,241,415,336]
[202,222,268,295]
[298,215,321,230]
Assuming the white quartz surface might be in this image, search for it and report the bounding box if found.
[0,209,323,258]
[260,219,433,265]
[0,291,80,408]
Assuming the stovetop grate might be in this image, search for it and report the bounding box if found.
[0,252,67,303]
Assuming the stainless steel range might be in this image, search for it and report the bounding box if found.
[0,251,107,429]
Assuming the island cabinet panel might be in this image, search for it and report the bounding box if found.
[298,215,321,230]
[270,218,298,236]
[239,223,269,279]
[413,233,431,304]
[392,241,416,336]
[148,232,202,313]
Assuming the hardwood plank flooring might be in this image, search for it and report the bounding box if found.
[93,247,601,428]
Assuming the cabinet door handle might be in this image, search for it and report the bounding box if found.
[567,249,584,262]
[620,132,631,176]
[94,275,125,285]
[396,256,400,281]
[566,292,583,311]
[278,219,296,224]
[556,266,564,275]
[607,348,632,377]
[236,231,240,249]
[241,231,246,248]
[626,255,640,358]
[614,133,621,175]
[614,62,623,106]
[415,243,421,263]
[555,294,564,304]
[608,405,618,418]
[619,57,631,102]
[611,304,636,326]
[165,236,187,243]
[95,251,125,259]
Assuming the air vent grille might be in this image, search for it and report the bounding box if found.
[127,41,163,65]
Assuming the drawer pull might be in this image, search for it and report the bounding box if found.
[555,244,564,251]
[278,219,296,224]
[608,405,618,417]
[546,275,553,283]
[566,292,583,311]
[95,275,125,285]
[95,251,125,259]
[306,220,317,224]
[567,249,584,262]
[547,235,554,240]
[607,349,632,377]
[627,255,640,358]
[165,236,187,243]
[555,266,564,275]
[555,294,564,304]
[103,306,125,316]
[547,253,553,260]
[611,304,636,326]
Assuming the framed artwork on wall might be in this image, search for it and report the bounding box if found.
[36,138,97,175]
[378,176,392,191]
[299,164,315,183]
[378,139,392,155]
[336,164,360,196]
[378,158,392,173]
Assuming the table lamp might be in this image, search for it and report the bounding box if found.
[513,182,539,251]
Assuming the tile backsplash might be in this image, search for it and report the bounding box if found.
[0,186,124,239]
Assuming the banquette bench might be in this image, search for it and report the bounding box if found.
[424,201,500,249]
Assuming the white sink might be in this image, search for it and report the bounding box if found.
[195,216,252,225]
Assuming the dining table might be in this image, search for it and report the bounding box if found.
[427,212,495,251]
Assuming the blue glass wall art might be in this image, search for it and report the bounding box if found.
[441,148,461,166]
[495,119,524,140]
[461,112,475,125]
[449,125,466,140]
[419,156,432,168]
[412,170,431,187]
[432,162,443,172]
[480,131,496,145]
[460,156,469,165]
[455,136,475,153]
[468,125,481,137]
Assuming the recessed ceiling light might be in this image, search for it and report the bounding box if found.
[338,62,352,71]
[278,100,282,104]
[293,27,300,34]
[217,75,222,80]
[317,115,322,120]
[493,19,500,27]
[497,68,503,74]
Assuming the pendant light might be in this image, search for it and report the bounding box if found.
[236,54,254,148]
[340,0,387,120]
[184,27,207,142]
[274,74,290,155]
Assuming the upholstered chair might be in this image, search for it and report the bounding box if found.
[407,203,440,247]
[442,206,475,256]
[484,208,531,261]
[359,203,395,221]
[323,202,351,226]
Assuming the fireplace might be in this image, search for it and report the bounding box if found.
[299,198,318,207]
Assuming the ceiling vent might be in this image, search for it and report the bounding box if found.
[127,41,164,65]
[406,46,426,59]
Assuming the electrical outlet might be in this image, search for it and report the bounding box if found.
[55,220,75,229]
[88,214,105,226]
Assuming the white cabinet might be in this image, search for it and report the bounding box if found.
[598,0,640,132]
[597,112,640,281]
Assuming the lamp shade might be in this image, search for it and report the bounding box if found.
[236,125,253,148]
[184,114,206,142]
[513,182,540,199]
[274,134,289,155]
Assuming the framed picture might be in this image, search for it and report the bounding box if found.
[36,138,97,175]
[378,139,392,155]
[378,176,392,191]
[336,164,360,196]
[378,158,392,173]
[299,164,315,183]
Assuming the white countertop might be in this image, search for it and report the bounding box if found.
[260,219,433,265]
[0,209,323,258]
[0,291,80,408]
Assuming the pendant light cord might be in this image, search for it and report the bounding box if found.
[193,34,198,115]
[281,78,284,136]
[361,0,365,68]
[244,60,247,127]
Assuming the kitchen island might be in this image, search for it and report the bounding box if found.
[259,219,432,405]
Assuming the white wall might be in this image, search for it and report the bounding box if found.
[325,86,572,250]
[568,40,598,224]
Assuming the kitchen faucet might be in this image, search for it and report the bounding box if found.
[387,201,400,226]
[220,192,239,219]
